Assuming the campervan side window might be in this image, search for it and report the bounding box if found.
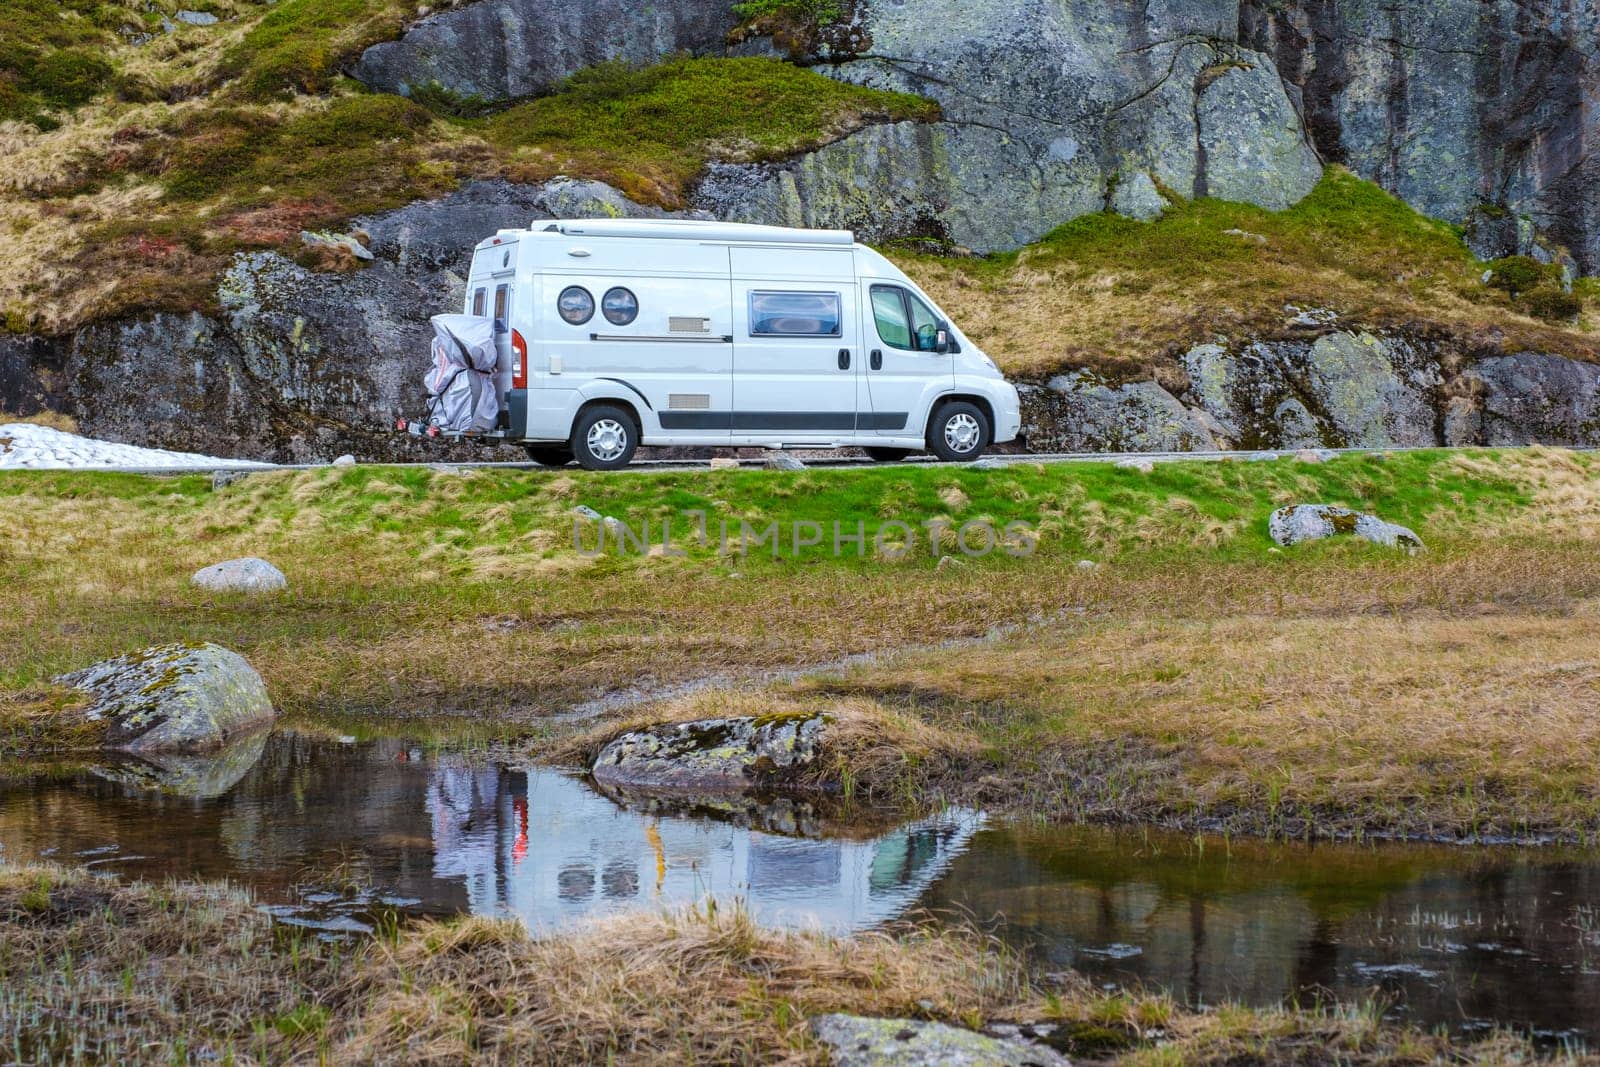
[748,291,842,338]
[472,288,487,317]
[493,285,509,334]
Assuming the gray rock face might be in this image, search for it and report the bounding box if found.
[1015,334,1600,454]
[191,557,288,594]
[58,643,277,754]
[591,714,825,792]
[351,0,737,102]
[1269,504,1424,552]
[1023,373,1217,453]
[1243,0,1600,273]
[1180,332,1441,450]
[698,4,1324,251]
[765,452,807,471]
[810,1015,1069,1067]
[1471,353,1600,446]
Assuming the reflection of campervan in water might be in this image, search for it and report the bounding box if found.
[428,768,982,933]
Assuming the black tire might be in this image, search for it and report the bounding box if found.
[864,447,911,463]
[523,445,574,467]
[570,404,640,471]
[926,401,990,462]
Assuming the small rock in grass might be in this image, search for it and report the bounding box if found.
[765,452,806,471]
[212,469,255,491]
[936,554,966,571]
[332,454,356,467]
[1116,458,1155,473]
[709,457,740,470]
[1223,228,1268,245]
[175,10,219,25]
[1295,448,1332,464]
[1268,504,1424,552]
[1076,559,1098,571]
[810,1015,1068,1067]
[573,505,602,521]
[192,557,287,594]
[57,642,276,754]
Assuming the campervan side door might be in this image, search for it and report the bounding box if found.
[729,247,861,440]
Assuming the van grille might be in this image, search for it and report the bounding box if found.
[668,394,711,410]
[669,316,711,334]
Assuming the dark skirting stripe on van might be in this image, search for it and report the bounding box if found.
[658,412,908,432]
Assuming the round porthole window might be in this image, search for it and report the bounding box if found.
[557,286,594,326]
[602,287,639,326]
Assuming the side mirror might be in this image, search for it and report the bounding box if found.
[935,326,952,355]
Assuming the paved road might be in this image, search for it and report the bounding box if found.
[8,444,1547,478]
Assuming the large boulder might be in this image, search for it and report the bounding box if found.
[1269,504,1424,552]
[591,714,825,792]
[810,1015,1069,1067]
[58,643,277,754]
[351,0,738,102]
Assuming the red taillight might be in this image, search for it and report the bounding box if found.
[511,329,528,389]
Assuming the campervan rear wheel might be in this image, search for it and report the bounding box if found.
[864,448,911,463]
[926,401,990,462]
[523,445,574,467]
[571,404,640,471]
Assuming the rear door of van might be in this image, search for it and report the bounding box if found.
[729,246,861,440]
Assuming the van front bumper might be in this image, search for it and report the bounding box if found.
[995,385,1022,443]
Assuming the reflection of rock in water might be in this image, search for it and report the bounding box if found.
[592,780,827,838]
[88,726,270,798]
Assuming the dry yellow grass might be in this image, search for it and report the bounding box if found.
[806,605,1600,839]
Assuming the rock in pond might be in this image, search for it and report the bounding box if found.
[591,714,825,793]
[192,557,287,594]
[57,643,277,754]
[1268,505,1424,552]
[810,1015,1069,1067]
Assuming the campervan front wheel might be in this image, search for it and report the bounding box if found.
[926,401,991,463]
[571,404,640,471]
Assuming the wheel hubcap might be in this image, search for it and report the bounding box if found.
[587,419,628,462]
[944,413,980,454]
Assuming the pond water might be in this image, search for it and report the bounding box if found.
[2,732,1597,1046]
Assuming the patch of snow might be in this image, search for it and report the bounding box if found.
[0,424,271,471]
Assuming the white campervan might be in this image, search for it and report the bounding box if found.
[457,219,1021,470]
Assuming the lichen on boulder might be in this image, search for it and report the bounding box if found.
[1268,505,1424,552]
[591,713,825,793]
[56,643,277,754]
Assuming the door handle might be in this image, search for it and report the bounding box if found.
[870,349,883,370]
[838,348,851,370]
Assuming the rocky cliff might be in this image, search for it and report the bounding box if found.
[2,0,1598,460]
